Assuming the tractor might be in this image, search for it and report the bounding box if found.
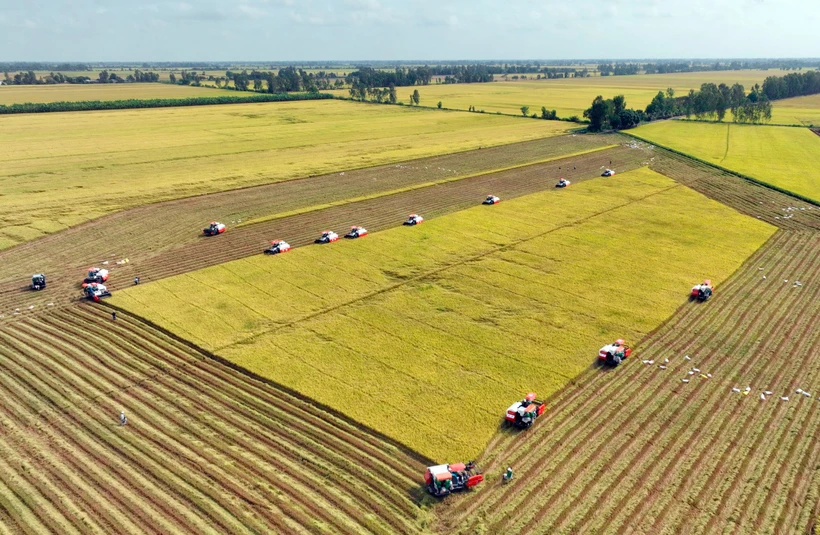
[203,222,226,236]
[602,169,615,177]
[483,195,501,205]
[264,240,291,255]
[344,226,368,239]
[30,273,46,291]
[505,392,546,429]
[83,283,111,302]
[424,461,484,497]
[691,280,713,301]
[404,214,424,226]
[84,267,109,284]
[598,338,631,366]
[556,178,571,188]
[315,230,339,244]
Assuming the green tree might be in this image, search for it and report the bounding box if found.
[98,70,109,83]
[169,73,176,84]
[412,89,420,105]
[612,95,626,115]
[437,101,442,109]
[583,96,611,132]
[520,105,529,116]
[388,84,397,104]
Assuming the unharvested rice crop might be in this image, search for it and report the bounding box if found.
[0,99,571,249]
[113,168,774,460]
[0,83,238,105]
[331,70,770,118]
[632,121,820,203]
[769,93,820,126]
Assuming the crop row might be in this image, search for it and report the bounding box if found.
[0,304,428,534]
[0,143,644,320]
[437,231,820,535]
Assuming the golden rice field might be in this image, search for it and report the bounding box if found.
[769,93,820,126]
[331,70,773,118]
[631,121,820,203]
[0,99,571,249]
[0,82,238,104]
[112,168,774,460]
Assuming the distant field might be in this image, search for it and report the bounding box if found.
[330,70,773,118]
[0,83,238,104]
[112,168,774,460]
[769,93,820,126]
[632,121,820,203]
[0,99,571,249]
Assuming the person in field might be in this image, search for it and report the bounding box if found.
[112,311,117,321]
[119,411,128,426]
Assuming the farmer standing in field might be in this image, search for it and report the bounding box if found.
[112,311,117,321]
[119,410,128,426]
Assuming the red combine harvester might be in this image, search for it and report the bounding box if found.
[83,283,111,302]
[598,338,632,367]
[555,178,570,188]
[691,279,713,301]
[424,461,483,497]
[315,230,339,244]
[84,267,109,284]
[483,195,501,205]
[203,222,226,236]
[264,240,291,255]
[344,226,368,239]
[505,393,546,429]
[404,214,424,226]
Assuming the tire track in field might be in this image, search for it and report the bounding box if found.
[435,231,820,535]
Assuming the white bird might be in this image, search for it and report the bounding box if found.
[684,356,691,361]
[732,388,741,393]
[797,388,803,394]
[707,373,713,378]
[803,391,811,397]
[781,397,789,402]
[664,358,669,363]
[682,379,690,383]
[745,386,752,392]
[688,371,695,375]
[693,368,701,373]
[760,394,766,400]
[763,276,767,280]
[764,391,773,395]
[659,365,667,370]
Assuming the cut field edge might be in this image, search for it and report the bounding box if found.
[623,131,820,207]
[0,131,588,255]
[237,144,619,229]
[94,301,437,472]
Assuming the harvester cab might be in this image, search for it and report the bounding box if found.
[691,279,713,301]
[424,461,483,497]
[84,267,109,284]
[598,338,631,366]
[345,226,368,239]
[264,240,291,255]
[483,195,501,205]
[505,392,546,429]
[556,178,570,188]
[83,283,111,303]
[404,214,424,226]
[31,273,46,291]
[203,222,226,236]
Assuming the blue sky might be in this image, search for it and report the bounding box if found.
[1,0,818,61]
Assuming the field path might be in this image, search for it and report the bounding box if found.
[434,231,820,535]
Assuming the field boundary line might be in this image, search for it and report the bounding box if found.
[219,183,682,352]
[622,131,820,207]
[236,144,619,228]
[95,303,436,468]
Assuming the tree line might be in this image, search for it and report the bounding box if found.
[170,67,342,93]
[3,69,161,85]
[0,92,332,115]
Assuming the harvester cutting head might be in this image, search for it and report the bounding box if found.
[598,339,631,366]
[424,461,483,497]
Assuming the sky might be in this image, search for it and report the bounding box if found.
[0,0,818,61]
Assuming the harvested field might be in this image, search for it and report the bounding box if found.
[435,231,820,535]
[0,137,640,318]
[112,168,774,460]
[0,303,428,534]
[0,99,571,249]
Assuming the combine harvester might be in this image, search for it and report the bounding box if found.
[424,462,483,497]
[404,214,424,226]
[344,226,368,239]
[691,279,713,301]
[264,240,291,255]
[30,273,46,291]
[83,283,111,302]
[483,195,501,205]
[315,230,339,244]
[602,169,615,177]
[598,339,632,367]
[203,222,226,236]
[84,267,109,284]
[505,393,546,429]
[555,178,570,188]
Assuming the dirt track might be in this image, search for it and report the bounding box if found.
[435,231,820,535]
[0,303,429,534]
